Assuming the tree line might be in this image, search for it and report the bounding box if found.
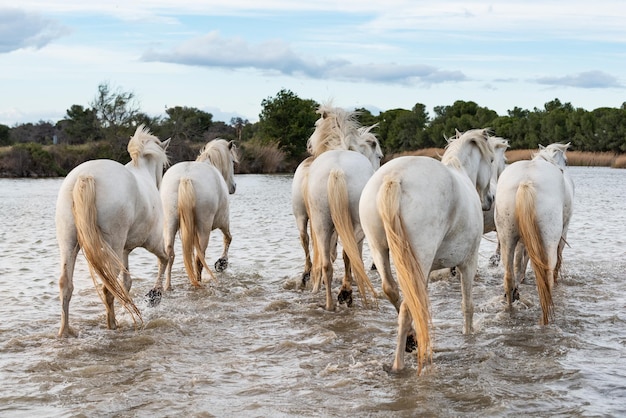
[1,82,625,177]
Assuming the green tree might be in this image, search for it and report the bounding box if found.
[161,106,213,142]
[257,89,318,161]
[91,82,141,128]
[0,124,10,146]
[353,107,379,127]
[60,104,102,144]
[230,117,249,141]
[426,100,498,147]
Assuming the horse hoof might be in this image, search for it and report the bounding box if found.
[405,334,417,353]
[450,267,457,277]
[337,289,353,307]
[215,258,228,272]
[145,288,162,307]
[512,287,520,302]
[489,254,500,267]
[300,272,310,289]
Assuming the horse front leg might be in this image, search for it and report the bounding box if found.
[215,226,232,272]
[338,250,353,307]
[146,240,170,307]
[489,241,501,266]
[501,238,520,308]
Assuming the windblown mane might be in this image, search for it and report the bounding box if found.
[127,124,169,168]
[441,128,493,168]
[533,143,570,168]
[307,103,362,157]
[197,139,240,180]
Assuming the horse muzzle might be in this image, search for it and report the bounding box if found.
[482,193,494,211]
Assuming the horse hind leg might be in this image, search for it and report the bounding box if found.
[392,302,414,371]
[58,245,79,337]
[103,286,117,330]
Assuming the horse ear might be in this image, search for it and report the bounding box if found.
[538,144,546,150]
[322,111,328,119]
[161,138,171,150]
[228,140,235,150]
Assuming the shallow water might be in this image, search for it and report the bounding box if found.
[0,167,624,417]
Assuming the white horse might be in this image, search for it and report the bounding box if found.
[359,128,494,374]
[494,143,574,325]
[291,104,380,287]
[55,125,170,337]
[156,139,239,292]
[299,104,383,310]
[482,135,510,265]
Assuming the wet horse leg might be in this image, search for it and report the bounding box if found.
[103,285,117,330]
[513,242,528,285]
[457,259,476,335]
[501,237,520,308]
[58,243,79,337]
[338,250,353,306]
[297,216,312,287]
[392,302,413,371]
[215,225,232,272]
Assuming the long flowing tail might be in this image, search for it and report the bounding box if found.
[515,181,554,324]
[72,176,142,325]
[178,178,212,287]
[377,177,431,374]
[327,169,377,306]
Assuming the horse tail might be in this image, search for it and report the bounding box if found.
[377,176,431,374]
[178,178,210,287]
[515,181,554,324]
[72,176,142,326]
[327,169,377,306]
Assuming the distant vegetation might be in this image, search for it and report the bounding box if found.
[1,82,625,177]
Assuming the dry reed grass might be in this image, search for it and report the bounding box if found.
[385,148,626,168]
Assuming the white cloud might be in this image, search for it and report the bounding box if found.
[535,71,623,89]
[141,31,467,85]
[0,8,69,53]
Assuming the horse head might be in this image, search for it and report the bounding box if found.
[197,139,239,194]
[307,103,361,157]
[535,143,570,169]
[351,124,383,169]
[489,136,509,183]
[127,124,170,188]
[443,128,495,211]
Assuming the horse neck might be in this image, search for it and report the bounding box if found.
[128,157,163,188]
[442,147,480,185]
[492,153,505,183]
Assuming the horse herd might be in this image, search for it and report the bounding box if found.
[55,105,574,375]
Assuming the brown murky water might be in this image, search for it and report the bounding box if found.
[1,167,625,417]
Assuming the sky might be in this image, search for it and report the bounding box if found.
[1,1,625,126]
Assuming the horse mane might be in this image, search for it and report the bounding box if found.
[127,124,169,168]
[490,136,510,158]
[441,128,493,168]
[197,139,240,179]
[533,142,570,167]
[307,103,362,157]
